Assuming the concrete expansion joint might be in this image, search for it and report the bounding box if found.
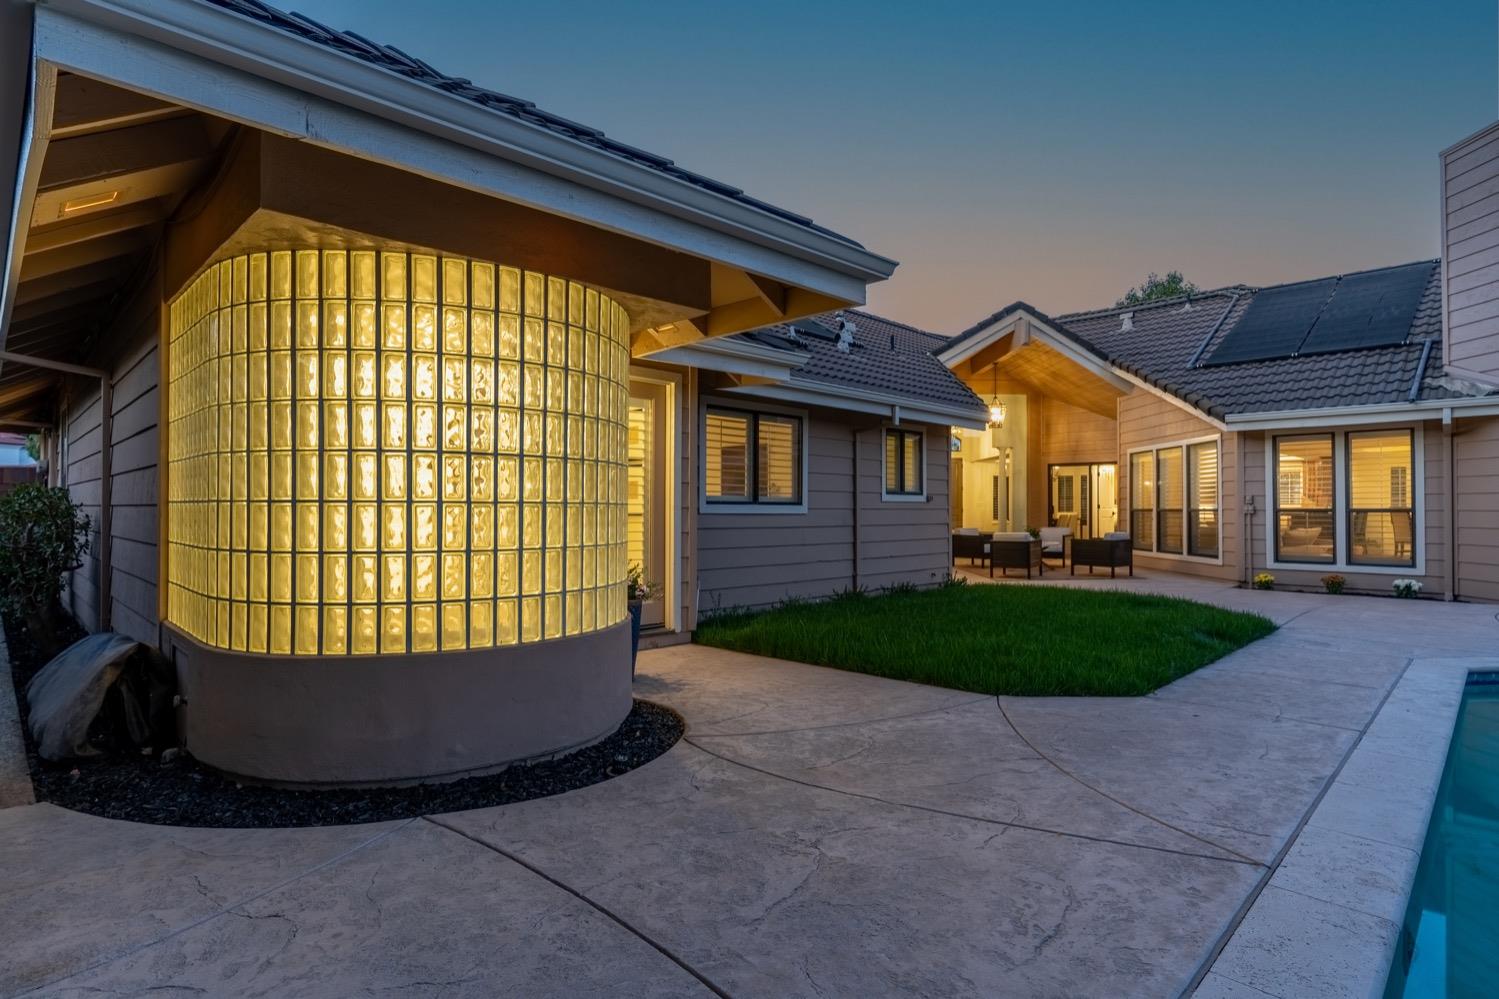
[687,694,993,739]
[992,697,1262,867]
[421,815,732,999]
[681,736,1259,868]
[1180,655,1418,997]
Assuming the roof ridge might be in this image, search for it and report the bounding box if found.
[839,308,946,343]
[1057,287,1247,322]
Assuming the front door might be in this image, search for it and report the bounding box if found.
[628,378,671,628]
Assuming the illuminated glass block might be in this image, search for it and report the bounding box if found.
[166,250,631,656]
[381,606,405,653]
[413,554,437,600]
[412,604,437,652]
[353,606,378,654]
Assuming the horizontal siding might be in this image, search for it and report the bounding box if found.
[696,409,951,613]
[63,269,161,646]
[1455,415,1499,601]
[1444,125,1499,383]
[1116,391,1240,581]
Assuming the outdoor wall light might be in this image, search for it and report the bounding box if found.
[167,249,631,656]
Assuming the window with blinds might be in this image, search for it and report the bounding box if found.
[1130,440,1220,559]
[883,429,924,497]
[703,406,802,506]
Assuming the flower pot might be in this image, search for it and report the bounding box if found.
[627,599,642,674]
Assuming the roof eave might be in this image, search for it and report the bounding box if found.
[29,0,895,296]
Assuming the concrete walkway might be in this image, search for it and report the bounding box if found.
[3,581,1497,997]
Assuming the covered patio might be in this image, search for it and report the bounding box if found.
[936,308,1130,542]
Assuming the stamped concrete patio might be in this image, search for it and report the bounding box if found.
[3,577,1497,998]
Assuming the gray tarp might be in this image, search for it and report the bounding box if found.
[25,632,142,760]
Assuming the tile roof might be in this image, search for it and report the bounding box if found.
[950,260,1489,419]
[202,0,858,247]
[730,310,986,416]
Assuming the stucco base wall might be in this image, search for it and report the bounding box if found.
[166,621,633,785]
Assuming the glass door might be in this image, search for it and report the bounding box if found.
[1048,463,1118,539]
[628,379,670,628]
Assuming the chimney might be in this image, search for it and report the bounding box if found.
[1442,122,1499,388]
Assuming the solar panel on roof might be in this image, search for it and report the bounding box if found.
[1202,277,1337,365]
[1297,261,1435,356]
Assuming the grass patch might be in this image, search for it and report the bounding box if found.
[695,583,1276,697]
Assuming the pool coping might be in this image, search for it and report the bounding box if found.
[1192,655,1498,999]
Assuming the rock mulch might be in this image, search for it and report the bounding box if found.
[2,611,682,828]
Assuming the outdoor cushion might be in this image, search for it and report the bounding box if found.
[1103,531,1130,541]
[993,532,1033,542]
[954,528,981,536]
[1284,527,1322,546]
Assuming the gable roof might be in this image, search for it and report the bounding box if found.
[204,0,858,247]
[724,310,987,419]
[949,260,1487,420]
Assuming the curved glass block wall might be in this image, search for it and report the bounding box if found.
[167,249,630,655]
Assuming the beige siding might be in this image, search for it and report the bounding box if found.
[1116,390,1240,580]
[1242,422,1448,595]
[63,267,162,644]
[1455,415,1499,601]
[696,406,951,613]
[1444,123,1499,383]
[1041,397,1116,465]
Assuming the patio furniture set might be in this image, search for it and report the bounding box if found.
[951,527,1133,578]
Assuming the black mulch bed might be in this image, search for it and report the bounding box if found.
[3,611,683,828]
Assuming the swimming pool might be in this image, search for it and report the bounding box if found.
[1385,673,1499,998]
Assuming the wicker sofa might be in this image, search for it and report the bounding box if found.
[1070,532,1133,577]
[951,528,993,567]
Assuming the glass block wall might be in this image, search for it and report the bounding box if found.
[166,249,630,655]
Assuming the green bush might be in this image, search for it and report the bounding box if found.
[0,483,90,621]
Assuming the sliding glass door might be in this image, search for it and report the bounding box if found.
[1048,463,1119,539]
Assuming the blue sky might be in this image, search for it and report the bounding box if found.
[291,0,1497,331]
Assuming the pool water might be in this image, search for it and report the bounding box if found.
[1385,674,1499,998]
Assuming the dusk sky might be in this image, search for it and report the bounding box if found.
[292,0,1497,332]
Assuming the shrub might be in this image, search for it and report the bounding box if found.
[1321,574,1346,594]
[0,483,90,630]
[1252,572,1276,590]
[1393,578,1423,599]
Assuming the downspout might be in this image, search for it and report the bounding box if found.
[851,425,862,591]
[1444,407,1458,602]
[0,350,113,632]
[1240,431,1254,588]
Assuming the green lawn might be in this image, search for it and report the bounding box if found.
[694,582,1276,697]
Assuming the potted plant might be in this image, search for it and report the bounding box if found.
[626,563,657,672]
[1393,578,1423,599]
[0,483,90,653]
[1320,574,1346,594]
[1252,572,1275,590]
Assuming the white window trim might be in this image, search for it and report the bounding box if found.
[1264,426,1425,576]
[1125,434,1225,566]
[698,396,809,515]
[881,426,927,502]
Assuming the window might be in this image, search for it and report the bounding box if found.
[1187,441,1219,558]
[1156,448,1184,554]
[1348,430,1414,567]
[884,429,924,497]
[1130,440,1220,558]
[704,406,802,506]
[1129,451,1154,551]
[1273,434,1334,563]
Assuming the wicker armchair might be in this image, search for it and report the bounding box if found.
[1071,533,1133,577]
[989,532,1043,578]
[951,529,993,566]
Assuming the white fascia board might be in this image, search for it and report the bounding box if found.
[721,380,988,429]
[1109,368,1231,433]
[646,340,808,381]
[1224,396,1499,431]
[32,0,895,301]
[936,308,1131,393]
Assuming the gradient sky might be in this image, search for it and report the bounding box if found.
[292,0,1497,332]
